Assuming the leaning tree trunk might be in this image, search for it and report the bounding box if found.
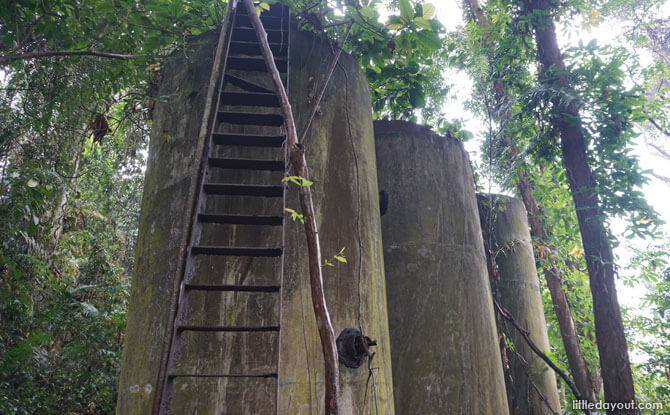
[241,1,339,412]
[466,0,597,402]
[523,1,636,412]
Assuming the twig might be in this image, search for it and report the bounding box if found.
[242,1,339,413]
[323,20,353,28]
[646,116,670,137]
[492,297,591,415]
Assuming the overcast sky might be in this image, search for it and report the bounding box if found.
[433,1,670,311]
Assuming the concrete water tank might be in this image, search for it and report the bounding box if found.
[117,12,394,414]
[478,194,561,415]
[375,121,508,414]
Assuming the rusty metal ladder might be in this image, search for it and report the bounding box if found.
[153,2,290,413]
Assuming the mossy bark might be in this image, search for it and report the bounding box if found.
[375,121,508,415]
[478,195,561,415]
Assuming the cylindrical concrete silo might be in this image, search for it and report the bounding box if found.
[276,23,394,415]
[375,121,508,414]
[478,195,561,415]
[117,7,394,414]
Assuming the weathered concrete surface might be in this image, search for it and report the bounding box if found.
[117,17,395,414]
[276,25,394,415]
[375,121,508,415]
[478,195,561,415]
[116,30,220,414]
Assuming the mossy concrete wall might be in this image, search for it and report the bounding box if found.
[478,195,561,415]
[278,26,394,415]
[375,121,508,415]
[116,30,219,414]
[117,20,395,414]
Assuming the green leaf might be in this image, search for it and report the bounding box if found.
[334,255,347,263]
[80,302,99,317]
[422,3,435,19]
[387,23,404,30]
[281,175,312,187]
[415,30,441,52]
[360,6,375,19]
[284,207,304,223]
[414,17,432,30]
[399,0,413,21]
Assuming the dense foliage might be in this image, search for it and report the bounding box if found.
[0,0,668,413]
[455,0,669,410]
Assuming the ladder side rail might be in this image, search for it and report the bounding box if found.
[152,1,240,413]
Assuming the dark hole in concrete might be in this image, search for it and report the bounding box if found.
[379,190,389,216]
[336,328,377,369]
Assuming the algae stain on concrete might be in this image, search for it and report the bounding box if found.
[116,29,219,414]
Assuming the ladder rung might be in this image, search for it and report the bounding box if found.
[227,56,288,73]
[208,157,284,171]
[177,325,280,332]
[191,246,283,257]
[221,91,280,107]
[232,28,286,44]
[203,183,283,197]
[168,373,278,379]
[199,213,283,225]
[218,111,284,126]
[185,284,281,292]
[237,3,285,17]
[212,133,285,148]
[229,41,287,57]
[235,14,284,30]
[224,74,274,93]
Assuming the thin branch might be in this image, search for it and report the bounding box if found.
[649,170,670,184]
[323,20,353,28]
[647,141,670,160]
[295,0,325,19]
[0,50,145,65]
[507,344,560,415]
[646,116,670,137]
[492,297,591,415]
[242,1,339,413]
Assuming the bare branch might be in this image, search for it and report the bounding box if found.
[242,1,340,413]
[0,50,145,65]
[493,297,591,415]
[649,171,670,184]
[647,141,670,160]
[646,116,670,137]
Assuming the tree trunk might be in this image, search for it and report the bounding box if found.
[524,0,637,412]
[47,143,83,257]
[466,0,597,403]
